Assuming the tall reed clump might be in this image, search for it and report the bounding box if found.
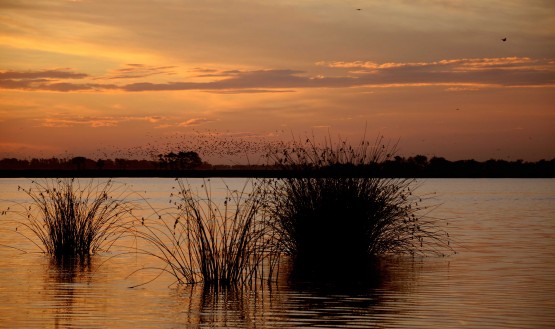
[264,135,452,270]
[134,179,278,286]
[12,178,135,259]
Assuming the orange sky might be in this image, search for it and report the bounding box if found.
[1,0,554,163]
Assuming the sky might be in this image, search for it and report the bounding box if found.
[1,0,554,164]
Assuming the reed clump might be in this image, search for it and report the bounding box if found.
[10,178,135,259]
[265,136,451,269]
[135,179,278,286]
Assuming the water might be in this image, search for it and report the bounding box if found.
[1,178,554,328]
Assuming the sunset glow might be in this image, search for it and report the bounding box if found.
[1,0,554,163]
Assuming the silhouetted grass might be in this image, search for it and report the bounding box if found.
[264,135,452,269]
[133,179,278,286]
[9,178,135,259]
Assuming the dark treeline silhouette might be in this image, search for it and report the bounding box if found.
[0,152,207,171]
[0,153,554,178]
[379,155,555,178]
[0,157,159,171]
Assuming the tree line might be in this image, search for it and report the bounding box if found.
[0,152,553,177]
[379,155,555,178]
[0,151,205,171]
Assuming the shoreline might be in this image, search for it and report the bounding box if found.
[1,169,552,178]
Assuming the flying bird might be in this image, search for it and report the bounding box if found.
[356,8,362,11]
[501,37,507,42]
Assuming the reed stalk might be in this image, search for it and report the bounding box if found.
[134,179,278,286]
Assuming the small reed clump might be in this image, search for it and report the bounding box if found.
[264,136,452,269]
[12,178,135,259]
[135,179,278,286]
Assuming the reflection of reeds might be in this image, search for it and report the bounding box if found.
[11,178,135,259]
[135,179,278,286]
[265,135,452,268]
[44,256,95,328]
[171,256,420,328]
[174,282,272,327]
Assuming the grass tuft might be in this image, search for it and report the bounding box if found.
[264,135,452,269]
[9,178,135,260]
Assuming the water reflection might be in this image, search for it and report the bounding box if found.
[273,258,419,328]
[2,178,554,328]
[43,257,99,329]
[168,257,420,328]
[172,283,267,327]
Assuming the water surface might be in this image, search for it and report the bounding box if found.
[1,178,554,328]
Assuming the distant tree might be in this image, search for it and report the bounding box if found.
[96,159,105,170]
[103,159,115,169]
[159,152,177,169]
[176,151,202,170]
[0,158,27,170]
[71,157,87,170]
[428,157,451,177]
[158,151,202,170]
[429,156,449,166]
[394,156,404,163]
[30,158,41,169]
[115,158,127,170]
[412,155,428,167]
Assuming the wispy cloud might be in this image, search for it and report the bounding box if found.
[122,58,555,91]
[2,57,553,93]
[316,57,555,87]
[0,68,116,91]
[40,115,166,128]
[206,89,295,94]
[0,69,88,79]
[98,64,177,80]
[317,57,550,72]
[178,118,215,126]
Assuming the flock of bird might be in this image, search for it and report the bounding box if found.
[91,129,385,166]
[92,130,296,165]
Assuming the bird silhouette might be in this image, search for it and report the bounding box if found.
[501,37,507,42]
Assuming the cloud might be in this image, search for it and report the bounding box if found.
[0,68,117,91]
[206,89,295,94]
[122,69,355,91]
[0,78,50,89]
[0,69,88,79]
[41,115,166,128]
[320,57,537,71]
[43,82,118,92]
[2,57,553,93]
[0,80,118,91]
[178,118,215,126]
[123,81,198,91]
[318,57,553,72]
[42,117,119,128]
[98,64,177,80]
[317,57,555,87]
[122,59,555,92]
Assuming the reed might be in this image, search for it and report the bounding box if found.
[134,179,278,286]
[10,178,135,259]
[265,135,452,269]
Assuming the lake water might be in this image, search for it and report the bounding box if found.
[1,178,554,328]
